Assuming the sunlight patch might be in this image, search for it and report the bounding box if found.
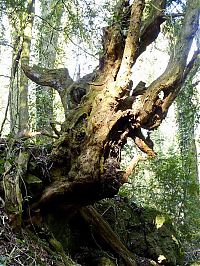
[155,215,165,229]
[158,255,166,263]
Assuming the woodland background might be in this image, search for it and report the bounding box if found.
[0,0,199,265]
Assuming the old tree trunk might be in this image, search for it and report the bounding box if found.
[3,0,199,265]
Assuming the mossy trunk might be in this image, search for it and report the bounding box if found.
[2,0,199,262]
[21,0,199,209]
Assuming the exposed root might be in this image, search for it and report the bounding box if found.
[80,205,137,266]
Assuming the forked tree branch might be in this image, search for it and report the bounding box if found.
[139,0,199,128]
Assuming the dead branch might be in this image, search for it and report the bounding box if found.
[22,64,73,93]
[80,206,137,266]
[140,0,199,127]
[123,155,146,183]
[134,137,156,157]
[139,0,166,56]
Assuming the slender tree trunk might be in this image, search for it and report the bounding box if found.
[9,37,22,134]
[3,0,35,231]
[36,0,63,132]
[18,0,35,133]
[176,68,199,232]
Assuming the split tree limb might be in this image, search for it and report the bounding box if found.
[140,0,199,128]
[116,0,145,86]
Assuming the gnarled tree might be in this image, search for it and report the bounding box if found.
[3,0,199,264]
[21,0,199,208]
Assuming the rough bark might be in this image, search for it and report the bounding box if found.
[22,0,199,211]
[2,0,199,264]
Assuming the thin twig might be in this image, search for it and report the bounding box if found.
[0,75,11,79]
[123,155,147,182]
[35,12,98,59]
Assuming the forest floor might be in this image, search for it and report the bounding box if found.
[0,198,199,266]
[0,203,65,266]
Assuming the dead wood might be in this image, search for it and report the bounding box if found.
[20,0,199,212]
[80,206,137,266]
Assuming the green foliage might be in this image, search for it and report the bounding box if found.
[120,80,199,262]
[121,143,200,259]
[0,159,5,175]
[0,0,26,12]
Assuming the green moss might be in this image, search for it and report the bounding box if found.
[25,174,42,184]
[190,262,200,266]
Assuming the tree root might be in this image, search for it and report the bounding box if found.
[80,206,137,266]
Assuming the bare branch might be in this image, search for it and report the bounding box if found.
[22,64,73,92]
[35,14,62,31]
[140,0,199,128]
[123,155,146,183]
[183,49,200,79]
[160,49,200,115]
[116,0,145,86]
[138,0,166,56]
